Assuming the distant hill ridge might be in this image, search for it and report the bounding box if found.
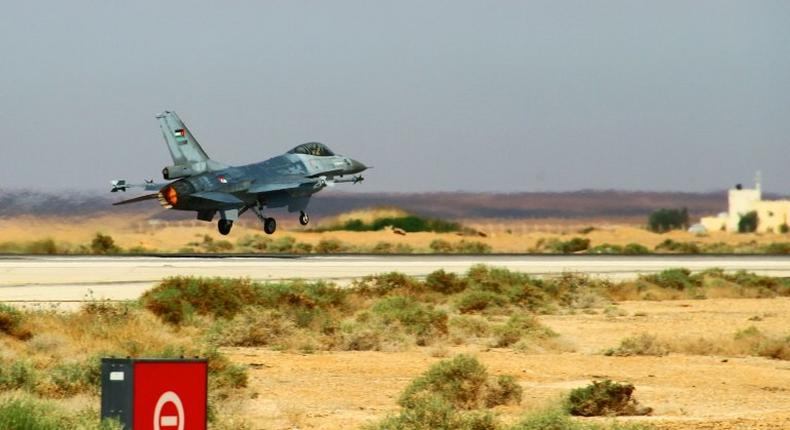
[0,189,777,220]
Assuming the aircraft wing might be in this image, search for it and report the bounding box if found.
[112,193,160,206]
[191,191,245,205]
[306,168,345,178]
[248,181,312,194]
[248,173,365,194]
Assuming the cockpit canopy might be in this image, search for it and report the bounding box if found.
[288,142,335,157]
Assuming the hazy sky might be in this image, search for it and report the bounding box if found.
[1,1,789,193]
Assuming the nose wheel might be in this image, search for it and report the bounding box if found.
[218,219,233,235]
[299,211,310,226]
[263,217,277,234]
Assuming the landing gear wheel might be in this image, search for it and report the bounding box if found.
[218,219,233,235]
[299,211,310,226]
[263,217,277,235]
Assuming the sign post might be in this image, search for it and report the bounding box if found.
[101,358,208,430]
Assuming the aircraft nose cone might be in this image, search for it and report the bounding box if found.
[348,159,368,174]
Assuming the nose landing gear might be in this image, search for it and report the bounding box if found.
[218,219,233,235]
[299,211,310,226]
[263,217,277,234]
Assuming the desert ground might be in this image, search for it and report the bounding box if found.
[224,297,790,430]
[1,213,789,253]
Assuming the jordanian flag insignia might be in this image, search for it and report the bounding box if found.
[174,129,187,144]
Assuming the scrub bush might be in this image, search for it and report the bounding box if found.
[372,296,448,340]
[398,355,521,410]
[425,270,468,294]
[0,303,32,340]
[604,334,668,357]
[455,291,508,313]
[565,380,652,417]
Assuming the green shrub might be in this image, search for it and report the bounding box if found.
[399,355,488,410]
[733,326,790,360]
[367,396,499,430]
[761,242,790,254]
[0,396,68,430]
[371,215,461,233]
[0,359,38,391]
[466,266,532,294]
[455,241,493,254]
[654,239,700,254]
[0,303,32,340]
[430,239,454,253]
[623,243,650,255]
[781,224,790,234]
[455,290,508,313]
[399,355,519,411]
[294,242,313,254]
[485,375,523,408]
[493,314,555,348]
[720,270,790,296]
[28,239,59,255]
[550,237,590,254]
[648,208,689,233]
[738,211,758,233]
[425,270,467,294]
[372,241,396,254]
[353,272,422,296]
[326,214,462,233]
[640,268,699,291]
[565,380,652,417]
[90,233,120,254]
[268,236,296,253]
[604,334,668,357]
[214,309,295,347]
[237,234,272,251]
[0,395,122,430]
[448,316,491,342]
[509,407,655,430]
[372,296,448,340]
[315,238,347,253]
[49,359,100,396]
[141,277,258,324]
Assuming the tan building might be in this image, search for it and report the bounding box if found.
[699,176,790,233]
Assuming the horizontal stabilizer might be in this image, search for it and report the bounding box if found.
[112,193,159,206]
[191,191,244,205]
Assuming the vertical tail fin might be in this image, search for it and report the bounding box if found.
[156,111,212,166]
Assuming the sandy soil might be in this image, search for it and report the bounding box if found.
[223,298,790,430]
[1,214,789,253]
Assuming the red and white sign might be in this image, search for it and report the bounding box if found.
[217,176,228,184]
[133,361,207,430]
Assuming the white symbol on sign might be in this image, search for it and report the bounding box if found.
[153,391,185,430]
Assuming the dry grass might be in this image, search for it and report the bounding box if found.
[605,328,790,361]
[0,301,248,427]
[6,211,790,254]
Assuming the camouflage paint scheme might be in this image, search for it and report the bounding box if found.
[111,111,367,235]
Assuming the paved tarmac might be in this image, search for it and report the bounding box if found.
[2,254,790,303]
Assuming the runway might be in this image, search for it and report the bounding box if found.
[2,254,790,303]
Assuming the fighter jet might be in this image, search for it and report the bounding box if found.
[111,111,367,235]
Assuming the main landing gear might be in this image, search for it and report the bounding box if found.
[218,219,233,235]
[250,204,277,235]
[299,211,310,226]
